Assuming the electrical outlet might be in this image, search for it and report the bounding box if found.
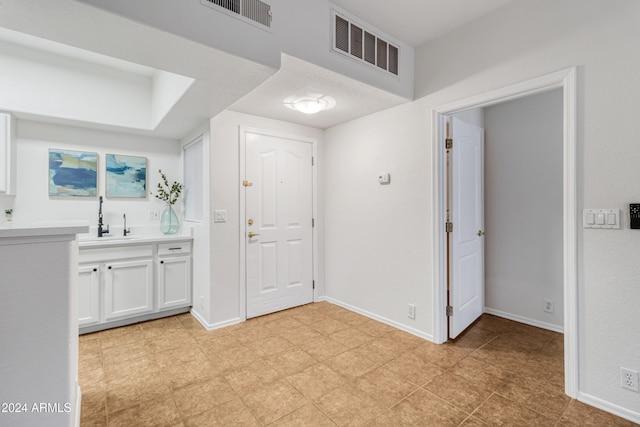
[148,211,159,220]
[408,304,416,319]
[620,368,639,392]
[544,299,554,313]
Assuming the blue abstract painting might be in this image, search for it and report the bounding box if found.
[49,149,98,197]
[106,154,147,198]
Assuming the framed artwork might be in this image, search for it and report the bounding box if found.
[49,149,98,197]
[105,154,147,198]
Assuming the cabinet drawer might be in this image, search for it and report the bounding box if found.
[80,245,153,263]
[158,241,191,256]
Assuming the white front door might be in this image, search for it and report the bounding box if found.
[449,116,485,339]
[245,132,313,318]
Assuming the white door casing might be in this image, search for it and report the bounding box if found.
[449,117,484,339]
[244,131,314,318]
[432,68,577,397]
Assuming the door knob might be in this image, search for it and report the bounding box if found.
[477,230,485,237]
[248,219,254,225]
[248,231,260,238]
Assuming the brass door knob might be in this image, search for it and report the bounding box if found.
[248,231,260,238]
[248,219,254,225]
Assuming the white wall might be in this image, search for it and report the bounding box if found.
[482,89,563,330]
[323,0,640,420]
[323,101,432,338]
[203,111,324,328]
[10,120,181,234]
[413,0,640,418]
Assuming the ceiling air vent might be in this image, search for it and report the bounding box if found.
[201,0,273,29]
[331,10,399,76]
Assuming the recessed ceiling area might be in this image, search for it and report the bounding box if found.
[0,27,194,133]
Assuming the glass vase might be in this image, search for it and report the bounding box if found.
[160,203,179,234]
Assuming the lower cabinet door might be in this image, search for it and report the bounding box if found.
[158,256,192,310]
[104,259,154,321]
[78,264,100,326]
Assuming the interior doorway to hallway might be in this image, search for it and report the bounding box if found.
[432,68,578,398]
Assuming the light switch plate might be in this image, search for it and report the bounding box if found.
[583,208,620,229]
[214,210,227,223]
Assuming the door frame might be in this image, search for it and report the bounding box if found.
[239,126,319,321]
[431,67,578,397]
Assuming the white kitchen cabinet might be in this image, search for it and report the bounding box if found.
[104,258,154,321]
[78,264,100,326]
[158,241,192,310]
[0,112,16,195]
[78,238,192,333]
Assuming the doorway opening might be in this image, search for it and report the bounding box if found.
[432,68,578,398]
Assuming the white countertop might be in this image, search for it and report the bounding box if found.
[78,233,193,248]
[0,221,90,239]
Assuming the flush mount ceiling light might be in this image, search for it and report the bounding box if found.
[284,94,336,114]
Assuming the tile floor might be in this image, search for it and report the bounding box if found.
[78,302,637,426]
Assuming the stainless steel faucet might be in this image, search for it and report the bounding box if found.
[123,213,130,236]
[98,196,109,237]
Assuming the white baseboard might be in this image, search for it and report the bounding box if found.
[190,309,244,331]
[484,307,564,333]
[578,391,640,425]
[321,297,434,342]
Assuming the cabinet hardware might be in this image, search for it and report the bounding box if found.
[108,266,112,269]
[160,260,164,264]
[93,268,97,272]
[168,247,182,251]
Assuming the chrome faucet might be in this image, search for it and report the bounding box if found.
[123,213,130,237]
[97,196,109,237]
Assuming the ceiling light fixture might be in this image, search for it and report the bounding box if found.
[284,94,336,114]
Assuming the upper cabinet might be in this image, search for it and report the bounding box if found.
[0,113,16,196]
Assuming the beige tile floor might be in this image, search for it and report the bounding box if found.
[79,302,637,426]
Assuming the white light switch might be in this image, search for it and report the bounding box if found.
[214,210,227,223]
[583,209,620,229]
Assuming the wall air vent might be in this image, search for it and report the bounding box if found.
[332,10,399,76]
[201,0,273,29]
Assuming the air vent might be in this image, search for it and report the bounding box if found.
[201,0,273,29]
[332,10,399,76]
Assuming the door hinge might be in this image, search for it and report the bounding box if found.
[242,180,253,187]
[446,222,453,233]
[312,218,315,227]
[312,157,315,166]
[446,305,453,316]
[312,280,315,289]
[445,138,453,149]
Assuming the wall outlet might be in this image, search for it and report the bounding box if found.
[148,211,159,220]
[200,296,205,310]
[408,304,416,319]
[620,368,639,392]
[544,298,554,313]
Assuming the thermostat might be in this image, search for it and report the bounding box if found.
[378,172,391,185]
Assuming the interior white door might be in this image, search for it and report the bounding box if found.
[245,132,313,318]
[449,116,485,339]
